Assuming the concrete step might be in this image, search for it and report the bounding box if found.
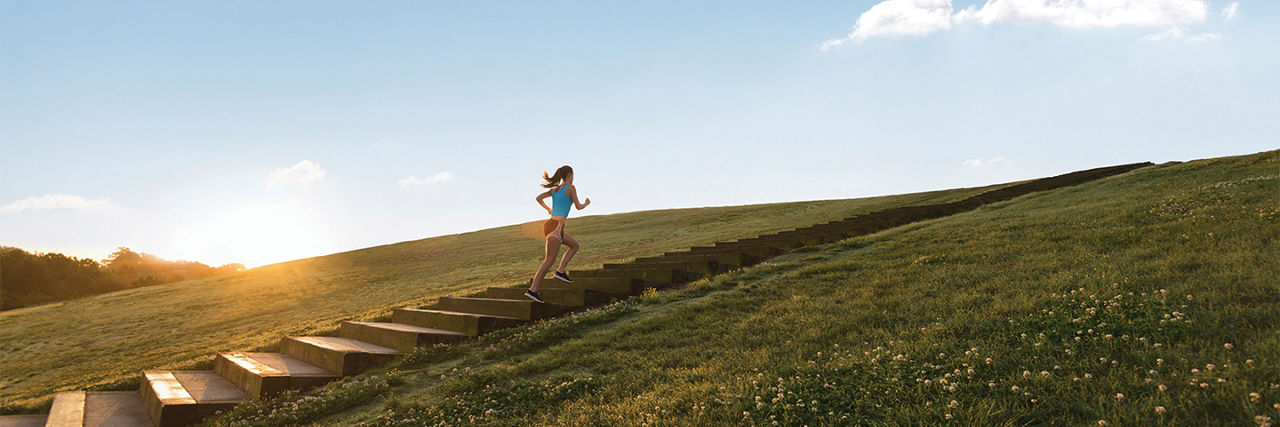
[771,230,854,242]
[46,391,85,427]
[0,415,46,427]
[801,221,888,234]
[485,287,612,306]
[391,308,524,336]
[140,370,247,427]
[213,352,339,398]
[633,251,759,267]
[785,223,862,234]
[338,321,469,352]
[668,246,784,258]
[693,239,804,251]
[436,297,571,321]
[728,233,824,246]
[43,390,150,427]
[602,260,722,275]
[527,277,646,295]
[573,267,691,284]
[278,336,401,377]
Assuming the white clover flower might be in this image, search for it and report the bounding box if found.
[1116,393,1125,401]
[1158,384,1167,392]
[1156,406,1167,414]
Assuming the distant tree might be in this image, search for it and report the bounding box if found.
[131,275,162,288]
[1,246,244,310]
[1,246,120,310]
[103,247,144,272]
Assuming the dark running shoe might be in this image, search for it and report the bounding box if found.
[524,289,545,303]
[553,270,573,283]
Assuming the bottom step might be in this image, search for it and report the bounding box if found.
[46,390,150,427]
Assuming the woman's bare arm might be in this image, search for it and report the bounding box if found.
[569,185,591,210]
[535,191,553,214]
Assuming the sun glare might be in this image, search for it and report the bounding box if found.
[171,202,330,268]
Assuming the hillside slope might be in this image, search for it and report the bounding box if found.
[211,150,1276,425]
[0,179,1008,410]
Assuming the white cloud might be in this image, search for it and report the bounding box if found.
[264,160,327,191]
[962,156,1013,168]
[397,172,455,187]
[822,0,954,49]
[824,0,1212,46]
[1139,27,1223,42]
[953,0,1207,28]
[1221,2,1239,20]
[0,194,120,213]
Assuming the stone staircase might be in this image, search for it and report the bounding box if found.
[0,162,1150,427]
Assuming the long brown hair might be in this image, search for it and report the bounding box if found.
[541,165,573,189]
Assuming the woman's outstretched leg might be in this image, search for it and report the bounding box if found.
[557,232,580,274]
[530,237,560,292]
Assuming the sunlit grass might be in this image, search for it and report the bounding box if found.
[0,181,1003,412]
[203,150,1276,425]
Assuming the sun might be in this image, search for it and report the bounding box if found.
[171,202,330,268]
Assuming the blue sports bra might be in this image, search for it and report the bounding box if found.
[550,185,572,217]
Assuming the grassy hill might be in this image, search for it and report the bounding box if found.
[205,150,1276,425]
[0,179,1009,411]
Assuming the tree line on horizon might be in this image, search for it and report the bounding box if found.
[0,246,244,310]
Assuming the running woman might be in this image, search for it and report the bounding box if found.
[526,165,590,303]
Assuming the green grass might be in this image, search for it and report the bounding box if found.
[0,180,1006,411]
[203,150,1277,426]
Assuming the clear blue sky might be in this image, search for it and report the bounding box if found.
[2,0,1276,267]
